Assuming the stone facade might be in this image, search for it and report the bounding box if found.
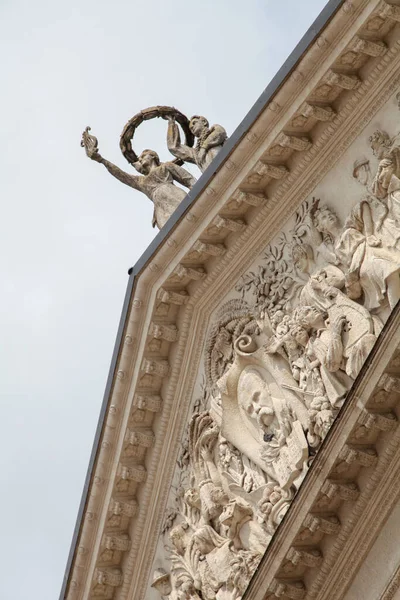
[62,2,400,600]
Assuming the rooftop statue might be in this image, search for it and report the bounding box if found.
[166,114,227,172]
[81,106,227,229]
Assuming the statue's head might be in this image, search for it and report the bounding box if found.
[209,486,228,506]
[290,323,309,347]
[238,368,275,431]
[315,409,334,438]
[184,487,201,509]
[137,149,160,173]
[151,569,172,596]
[352,157,370,185]
[293,305,324,331]
[189,115,209,137]
[170,523,188,555]
[369,130,391,159]
[192,525,223,555]
[312,206,338,234]
[292,243,314,273]
[270,310,284,328]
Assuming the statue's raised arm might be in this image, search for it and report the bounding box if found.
[166,117,198,166]
[81,126,144,191]
[166,114,227,173]
[81,123,197,230]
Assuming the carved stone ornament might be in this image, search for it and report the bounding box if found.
[81,106,227,229]
[156,112,400,600]
[66,9,400,600]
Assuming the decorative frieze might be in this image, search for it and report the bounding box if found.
[93,569,123,597]
[379,3,400,22]
[324,70,361,89]
[268,579,306,599]
[253,161,289,179]
[349,36,387,57]
[118,464,147,483]
[141,358,169,378]
[300,102,335,121]
[109,499,138,518]
[210,215,246,232]
[103,534,131,552]
[233,191,266,207]
[148,323,179,342]
[303,514,341,535]
[172,265,206,281]
[157,289,189,306]
[286,547,323,568]
[338,445,378,468]
[276,133,312,152]
[356,409,397,433]
[320,480,359,502]
[125,428,155,449]
[378,373,400,393]
[192,240,226,256]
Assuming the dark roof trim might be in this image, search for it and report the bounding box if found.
[59,1,344,597]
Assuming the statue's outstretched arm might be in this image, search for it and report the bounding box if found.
[81,127,142,191]
[97,156,143,191]
[167,118,197,164]
[201,125,227,150]
[167,162,197,190]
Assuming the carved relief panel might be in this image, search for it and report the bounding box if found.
[148,90,400,600]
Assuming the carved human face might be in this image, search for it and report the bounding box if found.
[138,150,159,173]
[194,533,213,555]
[170,526,187,555]
[370,140,386,159]
[315,409,334,437]
[239,372,275,429]
[219,501,235,527]
[276,321,289,337]
[185,488,200,509]
[294,254,308,273]
[271,310,284,328]
[292,326,309,347]
[314,208,338,234]
[153,577,172,596]
[297,306,323,329]
[353,162,370,186]
[189,116,208,137]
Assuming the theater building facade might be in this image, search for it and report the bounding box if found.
[61,2,400,600]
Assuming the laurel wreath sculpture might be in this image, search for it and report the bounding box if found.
[119,105,194,166]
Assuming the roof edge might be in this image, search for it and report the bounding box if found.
[59,1,345,597]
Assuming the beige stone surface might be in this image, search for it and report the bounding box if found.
[63,2,400,600]
[343,500,400,600]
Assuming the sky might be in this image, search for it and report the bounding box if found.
[0,1,327,598]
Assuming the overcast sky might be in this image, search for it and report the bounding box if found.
[0,1,327,598]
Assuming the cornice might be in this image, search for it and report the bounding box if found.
[62,2,400,599]
[381,565,400,600]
